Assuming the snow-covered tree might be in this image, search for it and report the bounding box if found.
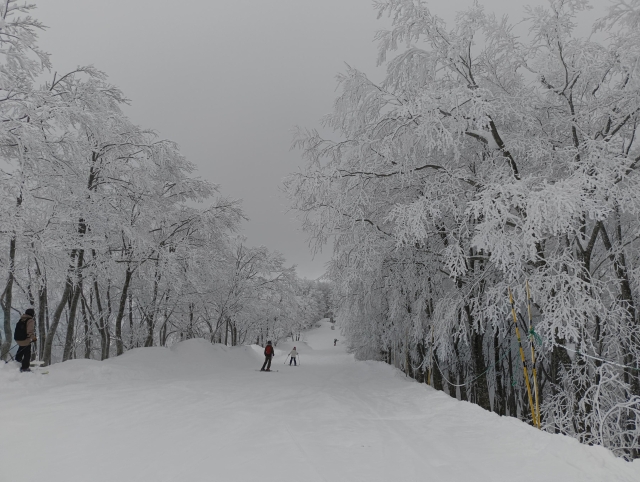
[0,0,51,358]
[285,0,640,458]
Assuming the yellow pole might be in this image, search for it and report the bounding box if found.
[526,281,541,429]
[508,287,537,427]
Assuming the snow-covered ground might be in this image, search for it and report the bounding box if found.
[1,320,639,482]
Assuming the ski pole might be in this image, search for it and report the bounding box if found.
[284,355,289,365]
[2,343,18,363]
[526,281,541,429]
[508,287,537,428]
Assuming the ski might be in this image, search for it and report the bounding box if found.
[255,369,279,372]
[29,360,47,374]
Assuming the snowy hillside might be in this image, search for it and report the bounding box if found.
[1,320,638,482]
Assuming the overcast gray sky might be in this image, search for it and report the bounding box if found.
[35,0,607,279]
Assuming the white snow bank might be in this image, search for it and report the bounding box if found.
[1,321,638,482]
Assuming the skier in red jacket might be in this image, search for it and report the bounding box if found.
[260,341,274,371]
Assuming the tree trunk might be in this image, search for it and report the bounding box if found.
[458,364,467,401]
[473,330,490,409]
[43,277,74,366]
[159,320,167,346]
[188,304,195,339]
[494,334,505,416]
[62,280,83,362]
[1,236,17,360]
[128,293,134,348]
[466,304,490,410]
[507,345,517,417]
[81,291,91,358]
[432,353,443,391]
[37,272,48,360]
[115,266,133,356]
[145,267,161,347]
[599,220,639,394]
[93,278,109,360]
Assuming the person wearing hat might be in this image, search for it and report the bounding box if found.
[260,341,274,371]
[288,347,298,366]
[14,308,37,372]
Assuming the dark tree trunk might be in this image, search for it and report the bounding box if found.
[159,322,166,346]
[37,272,48,360]
[599,219,639,395]
[432,353,443,391]
[144,262,161,347]
[458,365,467,401]
[128,293,134,348]
[470,327,490,410]
[159,313,168,347]
[507,345,517,417]
[115,266,133,356]
[415,341,426,384]
[494,334,505,416]
[1,236,17,360]
[93,278,109,360]
[81,292,91,359]
[43,277,74,366]
[452,337,467,401]
[62,280,83,362]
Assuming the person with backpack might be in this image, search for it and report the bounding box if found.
[14,308,37,372]
[288,347,298,366]
[260,341,274,371]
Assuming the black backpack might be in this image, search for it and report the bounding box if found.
[13,319,28,341]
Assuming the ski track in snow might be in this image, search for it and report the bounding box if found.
[1,320,639,482]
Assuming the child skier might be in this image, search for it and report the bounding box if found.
[261,341,274,371]
[288,347,298,366]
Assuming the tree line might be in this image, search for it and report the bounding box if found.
[285,0,640,458]
[0,2,329,366]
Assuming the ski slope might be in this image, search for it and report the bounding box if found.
[1,320,639,482]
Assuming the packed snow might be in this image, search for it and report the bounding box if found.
[1,320,638,482]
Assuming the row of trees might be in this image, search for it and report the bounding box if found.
[0,2,327,365]
[286,0,640,458]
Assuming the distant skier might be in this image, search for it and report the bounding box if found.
[14,308,37,372]
[288,347,298,366]
[334,338,337,346]
[260,341,274,371]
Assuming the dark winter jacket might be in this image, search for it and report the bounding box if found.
[264,344,274,357]
[16,315,36,347]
